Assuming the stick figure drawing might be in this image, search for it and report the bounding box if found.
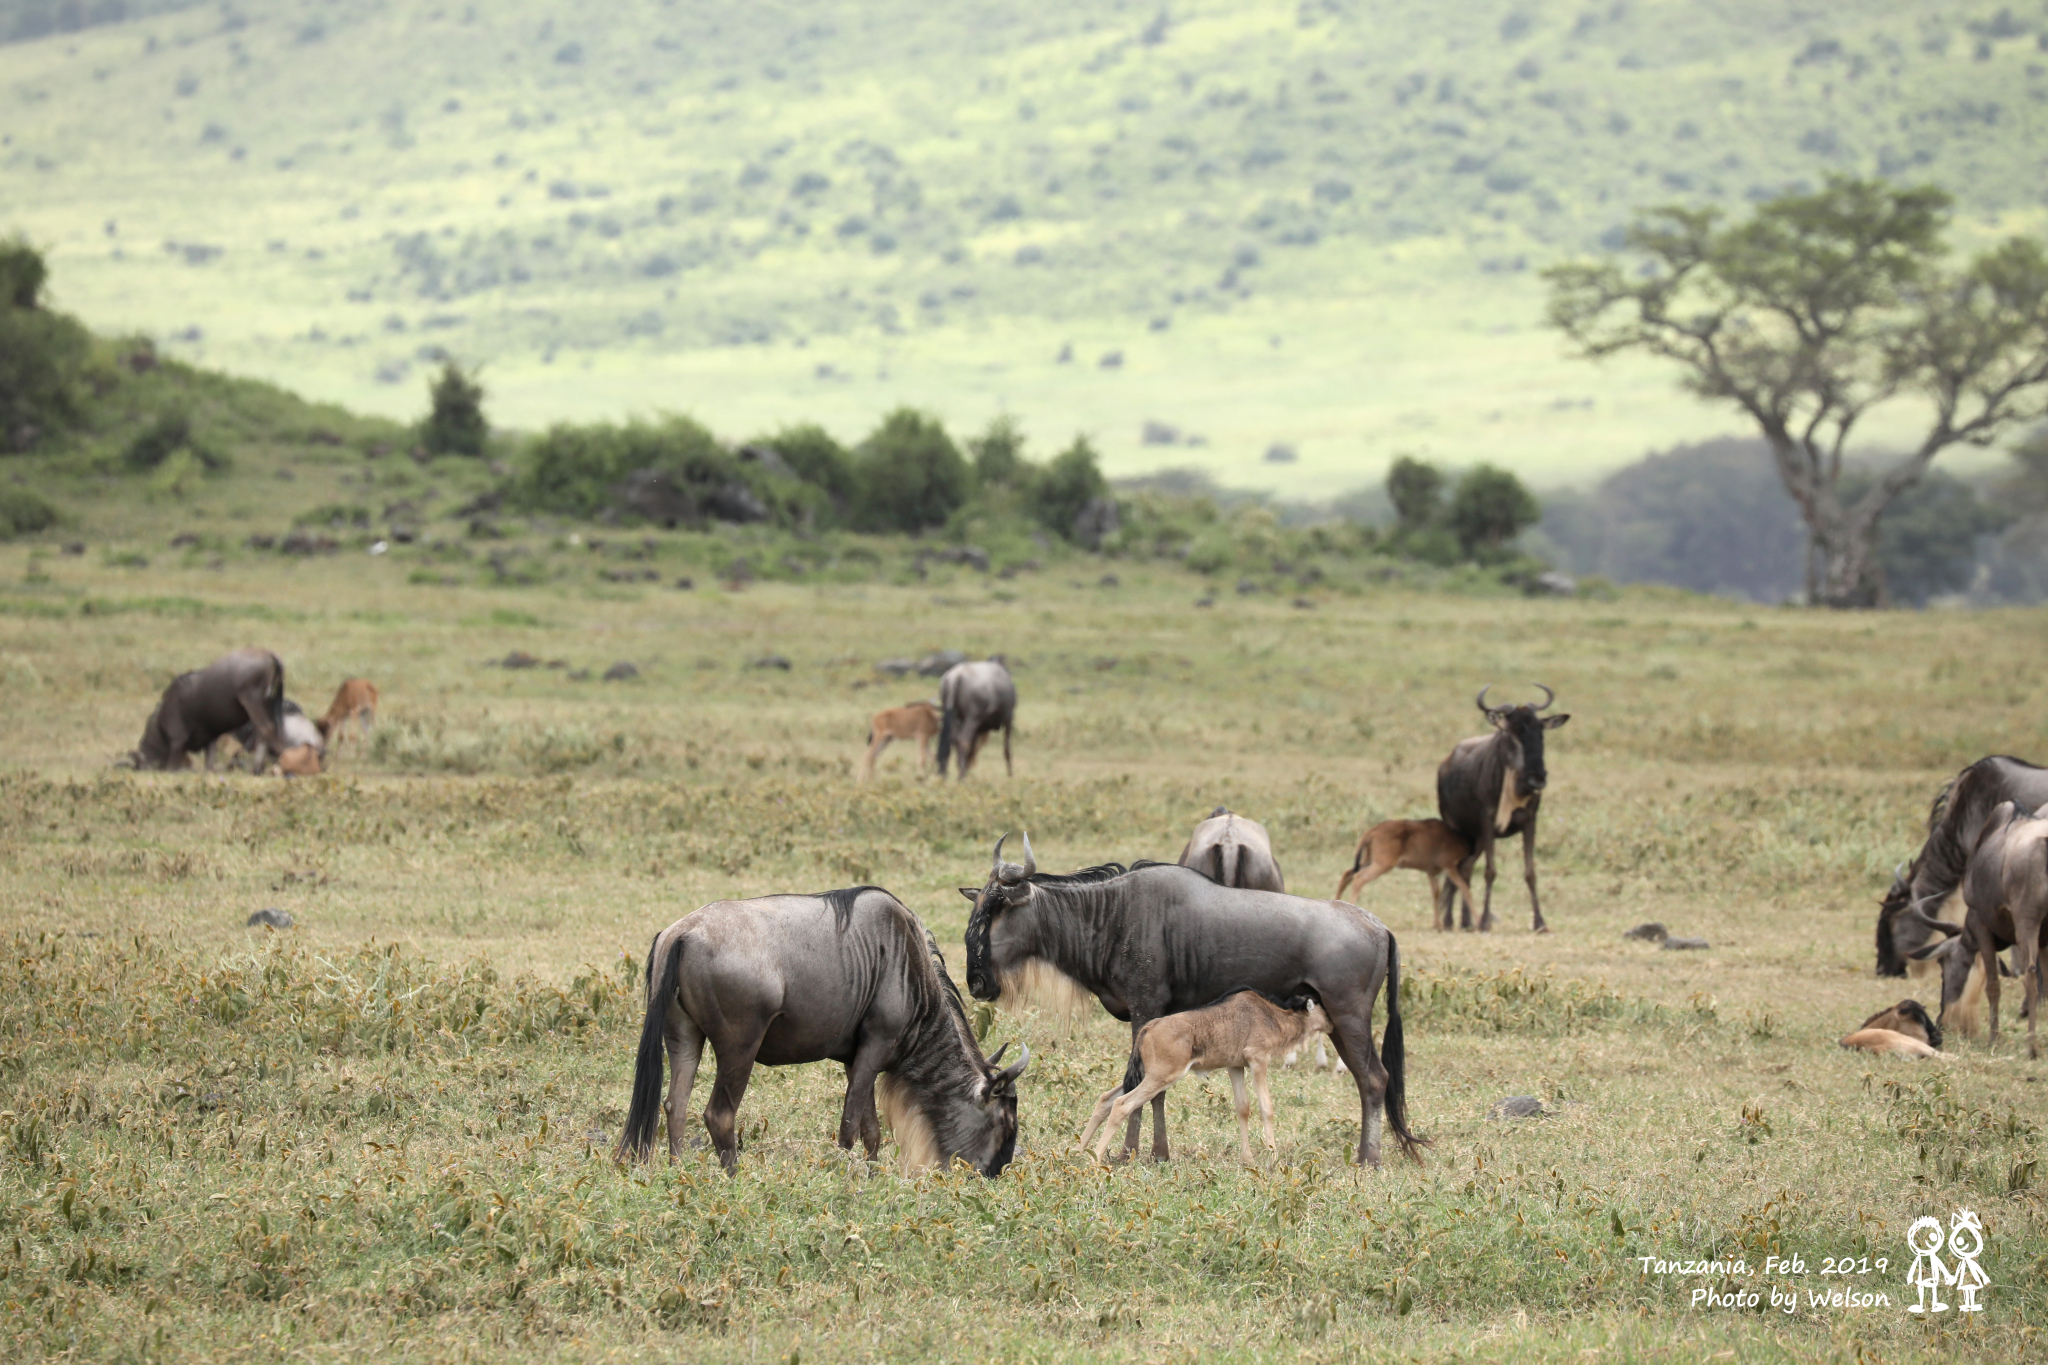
[1949,1210,1988,1313]
[1906,1216,1953,1314]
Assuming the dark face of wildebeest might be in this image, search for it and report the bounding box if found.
[1480,683,1565,801]
[964,832,1043,1003]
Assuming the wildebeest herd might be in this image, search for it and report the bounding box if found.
[117,651,2048,1177]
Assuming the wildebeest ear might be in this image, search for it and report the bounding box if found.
[1541,713,1571,730]
[959,887,981,902]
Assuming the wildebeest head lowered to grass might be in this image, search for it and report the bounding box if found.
[119,648,286,772]
[1177,807,1285,892]
[962,833,1421,1168]
[1435,684,1569,933]
[1905,800,2048,1059]
[1875,755,2048,986]
[935,659,1016,779]
[617,887,1028,1175]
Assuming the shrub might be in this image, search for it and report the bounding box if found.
[1027,436,1109,538]
[123,410,226,473]
[1447,463,1541,559]
[851,408,969,533]
[0,486,60,538]
[968,415,1028,488]
[753,423,856,509]
[419,360,488,457]
[1387,455,1445,532]
[0,237,89,449]
[512,415,732,521]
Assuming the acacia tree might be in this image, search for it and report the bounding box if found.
[1545,177,2048,607]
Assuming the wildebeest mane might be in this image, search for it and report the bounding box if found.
[815,885,885,930]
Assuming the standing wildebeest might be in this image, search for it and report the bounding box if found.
[1435,684,1569,933]
[1077,989,1331,1163]
[1333,818,1475,928]
[1905,801,2048,1058]
[935,659,1016,779]
[1874,756,2048,998]
[962,833,1421,1167]
[616,887,1029,1175]
[314,678,380,758]
[1177,807,1285,892]
[121,648,287,772]
[858,700,941,780]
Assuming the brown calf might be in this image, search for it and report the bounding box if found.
[1856,999,1942,1051]
[314,679,380,758]
[1838,1028,1944,1059]
[858,700,940,781]
[1335,818,1476,930]
[1077,990,1331,1163]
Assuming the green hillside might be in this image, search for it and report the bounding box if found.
[5,0,2047,492]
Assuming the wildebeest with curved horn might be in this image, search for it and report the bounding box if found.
[962,833,1422,1167]
[1435,684,1569,933]
[935,659,1016,779]
[1177,807,1284,892]
[616,887,1028,1175]
[1903,800,2048,1057]
[120,648,287,772]
[1875,755,2048,983]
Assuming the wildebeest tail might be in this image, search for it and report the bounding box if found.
[1381,937,1426,1160]
[269,657,287,747]
[935,691,957,777]
[616,932,685,1162]
[1120,1048,1145,1096]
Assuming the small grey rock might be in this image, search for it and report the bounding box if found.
[1194,596,1215,609]
[749,654,792,671]
[1529,569,1577,597]
[916,649,968,677]
[602,661,640,682]
[1662,935,1710,951]
[673,576,693,590]
[1488,1096,1546,1120]
[246,908,294,930]
[499,651,540,670]
[1622,922,1669,943]
[875,658,916,677]
[567,669,592,681]
[1097,573,1120,588]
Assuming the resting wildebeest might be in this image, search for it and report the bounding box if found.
[120,648,287,771]
[962,833,1421,1167]
[1177,807,1284,892]
[616,887,1028,1175]
[1904,801,2048,1058]
[935,659,1016,779]
[1435,684,1569,933]
[1874,756,2048,995]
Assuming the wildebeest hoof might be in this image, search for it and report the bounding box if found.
[1661,936,1709,951]
[1488,1096,1547,1120]
[1623,922,1669,943]
[246,907,294,929]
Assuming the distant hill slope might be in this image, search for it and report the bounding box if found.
[6,1,2046,492]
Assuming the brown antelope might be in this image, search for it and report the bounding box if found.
[858,700,941,781]
[1077,990,1332,1163]
[314,679,380,757]
[1335,818,1476,930]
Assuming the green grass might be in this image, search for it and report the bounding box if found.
[0,542,2045,1360]
[7,1,2047,491]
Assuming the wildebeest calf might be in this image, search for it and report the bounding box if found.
[1077,990,1331,1163]
[1334,818,1475,929]
[314,678,380,758]
[1855,999,1942,1051]
[859,700,940,780]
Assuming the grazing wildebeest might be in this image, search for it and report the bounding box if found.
[121,648,286,772]
[1435,684,1569,933]
[1874,757,2048,1008]
[962,833,1421,1167]
[616,887,1029,1174]
[1905,801,2048,1058]
[1177,807,1285,892]
[1334,818,1475,929]
[858,700,941,781]
[1077,989,1331,1163]
[314,678,380,757]
[935,659,1016,779]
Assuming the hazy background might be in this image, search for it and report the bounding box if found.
[5,0,2045,499]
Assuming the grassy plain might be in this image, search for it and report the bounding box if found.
[9,1,2048,487]
[1,540,2046,1363]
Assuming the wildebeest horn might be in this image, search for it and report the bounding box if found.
[1475,684,1495,714]
[1019,830,1037,879]
[996,1044,1029,1084]
[987,1042,1009,1065]
[993,832,1029,884]
[1531,683,1555,712]
[1904,909,1960,936]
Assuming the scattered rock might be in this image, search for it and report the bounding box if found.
[244,533,276,550]
[1092,657,1119,671]
[61,541,85,555]
[1662,935,1710,951]
[749,654,792,671]
[246,908,294,930]
[916,649,968,677]
[598,567,661,583]
[1194,596,1215,609]
[1235,578,1260,595]
[544,659,568,669]
[602,661,640,682]
[1529,569,1578,597]
[567,669,592,682]
[673,576,694,590]
[170,532,200,548]
[1488,1096,1547,1120]
[1622,922,1669,943]
[1072,496,1121,550]
[875,658,917,677]
[1292,597,1315,609]
[279,529,340,556]
[1097,573,1120,588]
[499,651,541,669]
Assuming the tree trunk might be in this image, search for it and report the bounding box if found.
[1771,436,1900,609]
